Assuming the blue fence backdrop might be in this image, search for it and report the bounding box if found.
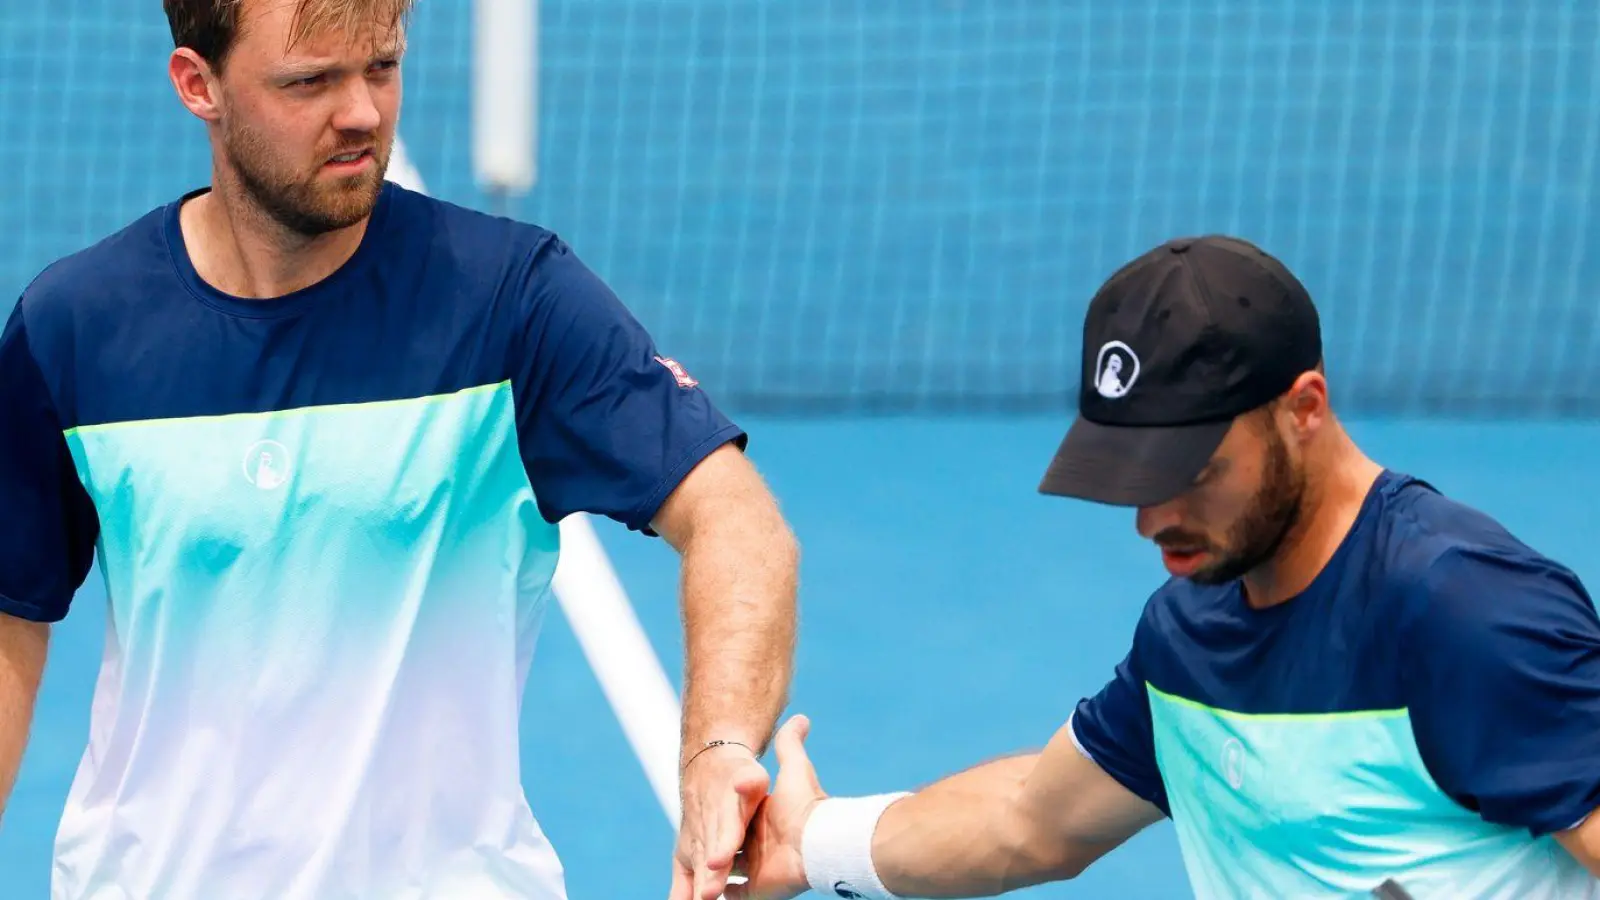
[3,1,1597,415]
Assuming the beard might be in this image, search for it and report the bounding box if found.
[221,114,391,237]
[1185,425,1307,586]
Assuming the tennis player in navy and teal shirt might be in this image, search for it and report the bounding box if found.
[728,236,1600,900]
[0,2,796,899]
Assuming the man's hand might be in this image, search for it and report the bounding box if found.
[727,716,825,900]
[672,743,775,900]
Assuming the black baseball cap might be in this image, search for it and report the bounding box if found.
[1038,235,1322,507]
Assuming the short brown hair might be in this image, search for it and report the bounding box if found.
[163,0,414,71]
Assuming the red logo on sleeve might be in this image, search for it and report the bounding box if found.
[654,355,699,389]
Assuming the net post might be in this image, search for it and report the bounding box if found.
[473,0,538,204]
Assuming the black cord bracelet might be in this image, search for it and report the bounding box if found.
[682,739,754,772]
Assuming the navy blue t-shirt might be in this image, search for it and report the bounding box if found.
[1,181,745,623]
[0,181,748,894]
[1070,470,1600,895]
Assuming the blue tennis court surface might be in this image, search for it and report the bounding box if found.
[4,414,1593,898]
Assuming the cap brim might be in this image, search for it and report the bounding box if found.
[1037,415,1232,507]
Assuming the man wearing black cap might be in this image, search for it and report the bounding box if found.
[724,236,1600,900]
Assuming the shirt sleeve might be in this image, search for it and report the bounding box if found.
[507,235,746,534]
[0,302,100,622]
[1070,643,1170,816]
[1404,545,1600,836]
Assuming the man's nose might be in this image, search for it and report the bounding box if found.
[1136,500,1184,540]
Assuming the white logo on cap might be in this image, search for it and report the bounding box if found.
[1094,341,1140,399]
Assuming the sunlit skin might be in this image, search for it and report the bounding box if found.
[1132,369,1384,609]
[165,0,405,300]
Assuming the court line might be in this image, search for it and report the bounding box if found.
[386,138,685,826]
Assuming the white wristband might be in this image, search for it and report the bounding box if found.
[801,792,913,899]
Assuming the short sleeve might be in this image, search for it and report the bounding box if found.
[1070,647,1170,816]
[1405,546,1600,836]
[0,302,100,622]
[508,236,746,534]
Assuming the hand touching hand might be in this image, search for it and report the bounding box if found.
[726,716,826,900]
[671,739,773,900]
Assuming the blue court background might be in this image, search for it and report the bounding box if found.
[3,0,1599,896]
[5,2,1599,414]
[6,416,1596,898]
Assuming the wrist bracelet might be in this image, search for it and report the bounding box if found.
[682,739,754,772]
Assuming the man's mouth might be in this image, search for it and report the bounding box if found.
[325,149,374,169]
[1158,544,1208,576]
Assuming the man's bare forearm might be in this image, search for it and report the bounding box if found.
[0,616,48,820]
[865,722,1160,898]
[677,500,798,762]
[870,753,1083,898]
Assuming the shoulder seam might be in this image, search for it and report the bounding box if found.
[9,310,70,432]
[1387,500,1461,670]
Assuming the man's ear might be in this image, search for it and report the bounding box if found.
[1283,369,1331,442]
[170,48,225,124]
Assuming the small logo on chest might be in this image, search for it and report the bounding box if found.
[1221,738,1246,789]
[243,440,293,491]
